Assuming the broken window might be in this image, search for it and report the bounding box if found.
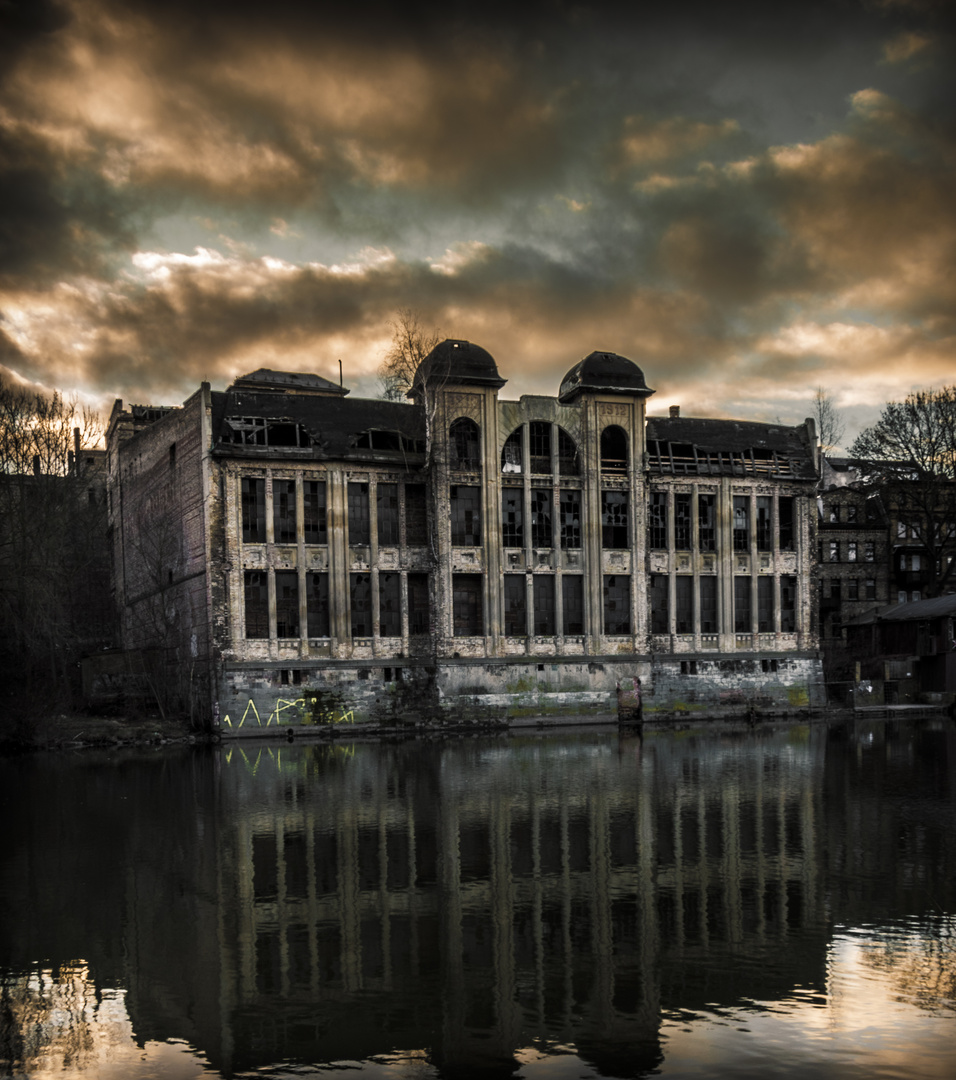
[864,541,875,562]
[847,541,858,562]
[533,576,555,635]
[675,576,693,634]
[757,576,773,632]
[675,494,692,550]
[306,572,330,637]
[828,541,840,562]
[501,428,523,473]
[602,490,628,548]
[600,426,628,475]
[733,496,750,551]
[303,481,327,544]
[379,572,401,636]
[502,488,523,547]
[350,573,372,637]
[649,491,667,549]
[558,428,580,475]
[504,574,527,635]
[449,418,481,470]
[451,485,481,546]
[529,421,552,475]
[244,570,269,639]
[562,575,584,634]
[273,479,297,544]
[847,504,858,523]
[560,489,581,549]
[348,483,371,545]
[224,416,312,447]
[781,575,797,631]
[700,576,718,633]
[404,484,428,546]
[377,483,400,546]
[734,577,752,632]
[756,496,772,551]
[452,574,483,635]
[779,497,794,550]
[650,574,668,634]
[242,477,266,543]
[408,573,430,634]
[531,489,553,548]
[603,575,631,635]
[275,570,299,638]
[698,494,716,552]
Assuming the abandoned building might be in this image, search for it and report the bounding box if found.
[105,342,824,732]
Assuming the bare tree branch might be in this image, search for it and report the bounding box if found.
[813,387,845,454]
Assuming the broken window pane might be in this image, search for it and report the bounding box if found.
[501,428,523,473]
[449,418,481,470]
[303,481,327,544]
[733,496,750,551]
[275,570,299,638]
[600,426,628,474]
[502,488,523,547]
[698,493,716,551]
[756,496,772,551]
[602,490,628,548]
[273,479,296,544]
[560,489,581,549]
[242,477,265,543]
[649,491,667,550]
[675,494,691,551]
[244,570,268,638]
[348,483,370,545]
[451,485,481,546]
[531,489,553,548]
[558,428,579,475]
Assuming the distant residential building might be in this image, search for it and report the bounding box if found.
[105,343,823,731]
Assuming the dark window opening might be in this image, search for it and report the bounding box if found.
[558,428,580,475]
[675,494,692,551]
[451,485,482,546]
[275,570,299,638]
[379,572,401,637]
[562,576,584,634]
[757,576,773,632]
[304,481,327,544]
[865,578,876,601]
[781,575,796,632]
[404,483,428,546]
[377,483,400,546]
[699,494,716,551]
[779,497,794,550]
[350,574,372,637]
[846,578,859,600]
[242,477,266,543]
[681,660,698,675]
[676,576,693,634]
[502,488,523,547]
[733,496,750,551]
[533,576,555,635]
[244,570,269,639]
[348,482,370,546]
[504,574,527,636]
[603,575,631,635]
[650,491,667,550]
[756,496,772,551]
[761,658,778,673]
[600,426,628,475]
[449,418,481,470]
[531,489,553,548]
[306,572,330,637]
[529,421,552,475]
[734,577,752,633]
[602,489,629,548]
[224,417,312,448]
[501,429,523,473]
[408,573,429,634]
[700,576,718,633]
[273,479,297,544]
[560,489,581,549]
[453,575,483,636]
[169,443,176,469]
[650,574,668,634]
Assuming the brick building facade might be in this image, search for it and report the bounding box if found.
[106,342,823,731]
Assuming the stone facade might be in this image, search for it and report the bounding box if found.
[106,344,824,732]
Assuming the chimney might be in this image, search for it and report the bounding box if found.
[669,405,680,418]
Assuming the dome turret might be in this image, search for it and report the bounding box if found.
[558,351,654,403]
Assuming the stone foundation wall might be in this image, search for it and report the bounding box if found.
[216,652,825,735]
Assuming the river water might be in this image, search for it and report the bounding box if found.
[1,720,954,1080]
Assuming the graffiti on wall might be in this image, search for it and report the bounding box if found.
[221,697,355,728]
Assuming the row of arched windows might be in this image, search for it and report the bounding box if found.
[448,418,631,475]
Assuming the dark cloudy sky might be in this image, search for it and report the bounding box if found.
[1,0,954,443]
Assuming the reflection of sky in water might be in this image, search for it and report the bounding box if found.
[7,919,955,1079]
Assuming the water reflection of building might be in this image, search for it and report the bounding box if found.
[203,733,829,1077]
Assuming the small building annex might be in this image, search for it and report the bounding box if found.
[105,342,823,732]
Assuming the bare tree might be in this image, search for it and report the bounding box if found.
[850,386,956,597]
[813,387,846,454]
[378,307,440,399]
[0,378,108,720]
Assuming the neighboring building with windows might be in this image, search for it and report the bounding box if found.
[106,343,823,731]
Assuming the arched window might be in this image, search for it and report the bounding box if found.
[501,428,522,473]
[449,418,481,470]
[600,426,628,475]
[557,427,579,475]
